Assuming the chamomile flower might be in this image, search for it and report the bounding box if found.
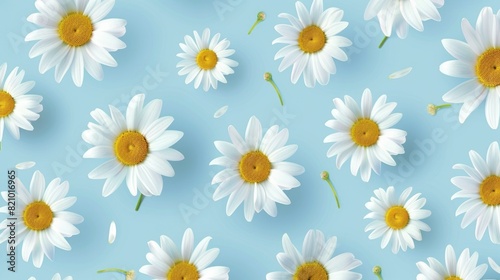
[364,0,443,40]
[441,7,500,129]
[272,0,352,87]
[29,273,73,280]
[176,28,238,92]
[0,171,83,268]
[451,141,500,244]
[25,0,127,87]
[364,186,431,254]
[210,116,304,222]
[324,88,407,182]
[82,94,184,207]
[0,63,42,144]
[139,228,229,280]
[266,230,362,280]
[416,245,487,280]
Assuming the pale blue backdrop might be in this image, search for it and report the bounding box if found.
[0,0,499,279]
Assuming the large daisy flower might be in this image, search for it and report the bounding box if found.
[364,0,443,39]
[25,0,127,87]
[416,245,487,280]
[364,186,431,254]
[82,94,184,199]
[210,116,304,222]
[0,63,42,144]
[266,230,362,280]
[324,88,407,182]
[29,273,73,280]
[451,141,500,244]
[139,228,229,280]
[441,7,500,129]
[272,0,352,87]
[176,28,238,92]
[0,170,83,268]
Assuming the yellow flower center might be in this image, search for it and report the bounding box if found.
[196,49,218,70]
[445,276,462,280]
[0,90,15,117]
[58,12,93,47]
[479,175,500,206]
[166,261,200,280]
[238,151,271,183]
[350,119,380,147]
[293,262,328,280]
[23,201,53,231]
[475,48,500,88]
[113,131,149,166]
[385,206,410,230]
[298,25,326,54]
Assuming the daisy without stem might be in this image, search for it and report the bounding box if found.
[0,170,83,268]
[451,141,500,244]
[29,273,73,280]
[364,0,443,44]
[441,7,500,129]
[177,28,238,92]
[324,88,407,182]
[0,63,42,146]
[210,116,304,222]
[266,229,362,280]
[139,228,229,280]
[365,186,431,254]
[25,0,127,87]
[273,0,352,87]
[416,245,487,280]
[82,94,184,210]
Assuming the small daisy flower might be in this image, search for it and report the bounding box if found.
[364,186,431,254]
[0,170,83,268]
[416,245,487,280]
[266,230,362,280]
[0,63,42,144]
[441,7,500,129]
[29,273,73,280]
[176,28,238,92]
[82,94,184,209]
[25,0,127,87]
[324,88,407,182]
[364,0,443,40]
[139,228,229,280]
[451,141,500,244]
[273,0,352,87]
[210,116,305,222]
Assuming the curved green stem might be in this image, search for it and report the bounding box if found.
[326,179,340,208]
[270,80,284,106]
[98,268,128,275]
[135,194,145,211]
[378,36,389,48]
[248,19,262,35]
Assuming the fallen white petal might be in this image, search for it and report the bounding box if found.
[15,161,36,170]
[489,257,500,274]
[389,67,412,79]
[214,105,228,118]
[108,221,116,244]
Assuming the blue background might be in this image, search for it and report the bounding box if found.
[1,0,500,279]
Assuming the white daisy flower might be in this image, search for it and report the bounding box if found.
[324,88,407,182]
[364,0,443,40]
[272,0,352,87]
[82,94,184,202]
[416,245,487,280]
[0,63,42,144]
[451,141,500,244]
[210,116,305,222]
[364,186,431,254]
[139,228,229,280]
[440,7,500,129]
[25,0,127,87]
[176,28,238,92]
[29,273,73,280]
[266,230,362,280]
[0,170,83,268]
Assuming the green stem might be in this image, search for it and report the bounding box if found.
[135,194,145,211]
[376,275,383,280]
[326,179,340,208]
[436,104,451,109]
[378,36,389,48]
[269,80,284,106]
[248,19,262,35]
[97,268,128,275]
